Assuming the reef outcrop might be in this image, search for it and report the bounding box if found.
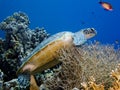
[0,12,120,90]
[0,12,49,82]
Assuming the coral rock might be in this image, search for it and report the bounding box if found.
[0,12,49,82]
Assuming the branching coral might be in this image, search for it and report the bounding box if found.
[79,43,119,89]
[44,43,120,90]
[81,76,105,90]
[81,64,120,90]
[0,12,120,90]
[109,64,120,90]
[45,47,83,90]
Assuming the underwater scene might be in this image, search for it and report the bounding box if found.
[0,0,120,90]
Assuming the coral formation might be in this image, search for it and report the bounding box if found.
[44,43,120,90]
[0,69,4,90]
[81,76,105,90]
[109,64,120,90]
[3,79,19,90]
[0,12,120,90]
[45,47,83,90]
[81,64,120,90]
[0,12,49,89]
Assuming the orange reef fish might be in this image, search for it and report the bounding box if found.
[99,1,113,11]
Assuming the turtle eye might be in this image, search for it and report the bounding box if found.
[83,30,89,34]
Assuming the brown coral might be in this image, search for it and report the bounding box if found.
[81,64,120,90]
[109,64,120,90]
[45,47,83,90]
[81,76,105,90]
[44,43,120,90]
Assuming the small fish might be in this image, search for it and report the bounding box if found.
[99,1,113,11]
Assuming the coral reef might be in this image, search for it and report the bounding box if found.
[79,43,119,88]
[81,64,120,90]
[0,11,49,86]
[3,79,19,90]
[0,12,120,90]
[45,47,83,90]
[0,69,4,90]
[81,76,105,90]
[44,43,120,90]
[109,64,120,90]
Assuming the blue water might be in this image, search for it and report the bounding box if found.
[0,0,120,44]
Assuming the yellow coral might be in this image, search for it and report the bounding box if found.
[109,64,120,90]
[81,64,120,90]
[110,64,120,80]
[81,76,104,90]
[89,81,104,90]
[81,82,89,90]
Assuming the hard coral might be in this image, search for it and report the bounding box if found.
[0,12,49,82]
[0,69,4,90]
[81,64,120,90]
[81,76,104,90]
[0,12,120,90]
[44,43,120,90]
[79,43,120,89]
[45,47,84,90]
[109,64,120,90]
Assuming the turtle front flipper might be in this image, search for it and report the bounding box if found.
[30,75,39,90]
[18,74,39,90]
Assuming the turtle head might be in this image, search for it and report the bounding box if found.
[82,28,97,39]
[73,28,97,46]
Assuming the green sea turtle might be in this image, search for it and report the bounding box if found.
[17,28,97,89]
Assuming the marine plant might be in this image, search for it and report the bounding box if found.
[0,12,120,90]
[44,42,120,90]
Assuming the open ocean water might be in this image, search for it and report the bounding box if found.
[0,0,120,44]
[1,1,120,90]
